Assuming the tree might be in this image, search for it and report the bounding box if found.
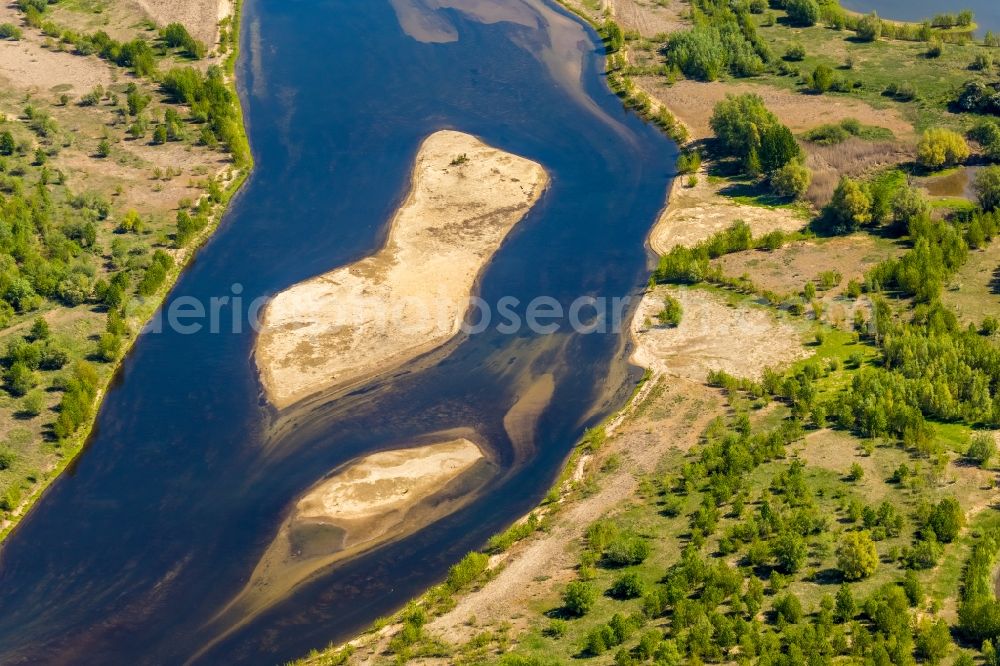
[0,130,15,155]
[967,433,996,468]
[773,531,808,573]
[829,177,872,230]
[891,186,930,227]
[771,161,811,198]
[562,581,596,616]
[30,316,49,341]
[927,496,963,543]
[5,361,35,397]
[97,138,111,158]
[785,0,819,26]
[837,530,879,580]
[915,617,951,664]
[835,584,856,622]
[975,166,1000,211]
[917,128,970,169]
[773,592,803,625]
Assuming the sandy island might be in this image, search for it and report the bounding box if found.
[201,437,492,654]
[255,130,548,409]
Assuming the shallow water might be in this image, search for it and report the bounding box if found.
[841,0,1000,35]
[0,0,676,664]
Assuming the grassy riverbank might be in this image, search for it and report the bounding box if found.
[0,0,251,541]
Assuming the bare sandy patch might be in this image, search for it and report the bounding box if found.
[611,0,689,37]
[648,172,806,255]
[630,286,810,381]
[201,437,493,658]
[255,130,547,409]
[136,0,232,46]
[0,41,115,93]
[636,78,914,142]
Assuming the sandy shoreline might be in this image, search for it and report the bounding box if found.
[255,130,548,409]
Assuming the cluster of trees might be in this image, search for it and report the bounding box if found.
[551,407,969,665]
[709,94,802,179]
[161,66,249,164]
[958,531,1000,644]
[664,0,772,81]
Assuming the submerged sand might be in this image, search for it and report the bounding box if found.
[202,437,492,654]
[255,130,548,408]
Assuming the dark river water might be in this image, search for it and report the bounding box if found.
[0,0,675,663]
[841,0,1000,34]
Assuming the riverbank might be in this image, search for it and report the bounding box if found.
[255,130,547,409]
[0,0,251,542]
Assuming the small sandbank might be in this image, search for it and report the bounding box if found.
[255,130,548,408]
[203,437,492,650]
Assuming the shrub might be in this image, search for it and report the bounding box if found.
[562,581,597,616]
[785,0,819,27]
[771,161,811,198]
[967,433,996,468]
[917,128,970,168]
[608,571,645,599]
[856,12,882,41]
[926,37,943,58]
[675,150,701,174]
[784,42,806,61]
[971,53,994,71]
[811,64,834,93]
[975,166,1000,210]
[0,23,22,40]
[773,592,803,624]
[604,533,651,566]
[446,552,488,592]
[927,496,964,543]
[656,295,682,327]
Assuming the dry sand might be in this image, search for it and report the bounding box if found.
[201,438,491,656]
[255,130,547,409]
[630,286,810,381]
[648,171,807,255]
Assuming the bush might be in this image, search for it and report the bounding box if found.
[784,42,806,61]
[785,0,819,27]
[770,161,811,198]
[926,37,943,58]
[675,150,701,174]
[971,53,994,71]
[856,12,882,41]
[917,128,970,168]
[0,23,22,40]
[446,552,488,592]
[967,433,996,468]
[562,581,597,616]
[656,295,682,327]
[608,571,645,599]
[604,533,651,566]
[811,64,834,93]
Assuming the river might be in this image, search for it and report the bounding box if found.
[0,0,676,663]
